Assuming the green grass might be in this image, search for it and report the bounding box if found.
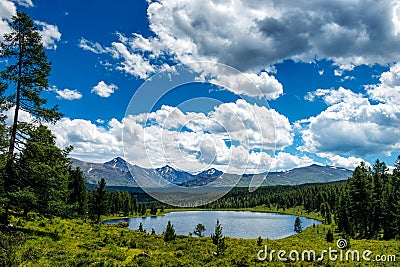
[2,209,398,266]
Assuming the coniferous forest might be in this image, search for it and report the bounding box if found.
[0,11,399,267]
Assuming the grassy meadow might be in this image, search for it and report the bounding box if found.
[2,206,398,266]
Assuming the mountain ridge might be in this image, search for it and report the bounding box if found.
[71,157,353,188]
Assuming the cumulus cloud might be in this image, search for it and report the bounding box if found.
[34,21,61,50]
[28,99,294,173]
[0,1,61,49]
[300,85,400,157]
[2,99,319,172]
[208,71,283,99]
[80,0,400,84]
[51,87,82,100]
[0,0,17,40]
[304,87,365,105]
[122,99,294,173]
[91,81,118,98]
[49,118,123,162]
[271,152,315,171]
[366,63,400,105]
[319,154,366,170]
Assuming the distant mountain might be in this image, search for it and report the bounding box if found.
[155,165,193,185]
[71,157,138,186]
[236,164,353,187]
[196,168,223,177]
[72,157,352,188]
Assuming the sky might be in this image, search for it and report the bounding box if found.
[1,0,400,174]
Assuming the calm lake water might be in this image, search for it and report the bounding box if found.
[104,210,320,239]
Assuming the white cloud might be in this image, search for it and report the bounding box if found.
[13,0,33,7]
[49,118,123,162]
[271,152,315,171]
[366,63,400,105]
[80,0,400,84]
[34,21,61,50]
[121,99,293,173]
[209,71,283,99]
[91,81,118,98]
[299,86,400,157]
[4,106,32,125]
[0,0,17,40]
[37,99,293,174]
[78,38,107,54]
[2,100,319,173]
[0,1,60,49]
[305,87,365,105]
[52,87,82,100]
[319,154,366,170]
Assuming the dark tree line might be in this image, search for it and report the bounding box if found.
[86,180,163,222]
[202,181,345,215]
[335,158,400,239]
[201,157,400,240]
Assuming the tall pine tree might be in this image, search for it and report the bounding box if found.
[347,163,370,238]
[0,11,62,223]
[92,178,108,223]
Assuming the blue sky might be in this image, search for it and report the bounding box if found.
[1,0,400,173]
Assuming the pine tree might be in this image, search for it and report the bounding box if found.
[138,222,145,232]
[150,205,157,215]
[211,219,226,256]
[164,220,176,241]
[370,160,387,238]
[0,11,62,223]
[194,223,206,237]
[13,125,72,217]
[67,167,87,216]
[294,217,302,233]
[335,192,351,235]
[347,163,370,238]
[93,178,108,223]
[257,236,263,246]
[326,228,334,243]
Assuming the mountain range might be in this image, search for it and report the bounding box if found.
[71,157,353,188]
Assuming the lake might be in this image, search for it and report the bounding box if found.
[104,210,321,239]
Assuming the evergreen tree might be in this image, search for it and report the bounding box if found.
[347,163,370,238]
[150,205,157,215]
[164,220,176,241]
[294,217,302,233]
[335,192,351,235]
[194,223,206,237]
[138,222,145,232]
[326,228,334,243]
[257,236,263,246]
[67,167,87,216]
[132,195,138,214]
[140,204,146,216]
[13,125,72,217]
[1,11,61,157]
[0,12,62,223]
[369,160,387,238]
[211,219,226,256]
[92,178,108,223]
